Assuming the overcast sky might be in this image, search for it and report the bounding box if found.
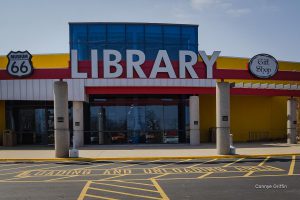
[0,0,299,61]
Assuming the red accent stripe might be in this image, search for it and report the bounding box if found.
[85,86,216,95]
[0,68,71,79]
[0,60,299,81]
[85,86,300,96]
[213,67,300,81]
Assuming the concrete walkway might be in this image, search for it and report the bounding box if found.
[0,142,299,160]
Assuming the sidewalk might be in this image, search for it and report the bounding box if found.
[0,143,299,160]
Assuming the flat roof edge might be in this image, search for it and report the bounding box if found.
[68,22,199,26]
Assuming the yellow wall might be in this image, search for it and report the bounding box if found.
[0,53,69,69]
[0,101,5,145]
[199,95,288,142]
[216,56,300,72]
[199,95,216,142]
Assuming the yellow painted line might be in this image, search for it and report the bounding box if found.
[288,155,296,175]
[107,159,162,172]
[158,173,300,181]
[40,161,119,181]
[151,173,170,179]
[0,153,299,163]
[91,181,159,193]
[10,165,284,179]
[244,156,270,177]
[101,174,127,181]
[197,172,214,179]
[89,186,162,200]
[114,180,155,187]
[0,162,51,172]
[78,181,92,200]
[153,159,191,169]
[0,175,34,182]
[258,156,271,166]
[1,162,79,180]
[0,173,299,183]
[0,163,24,169]
[85,193,118,200]
[186,158,218,168]
[151,178,170,200]
[45,175,80,182]
[14,161,79,177]
[0,153,300,162]
[223,158,244,167]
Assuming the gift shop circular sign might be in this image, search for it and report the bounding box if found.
[248,54,278,79]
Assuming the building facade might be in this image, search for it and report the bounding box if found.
[0,22,299,146]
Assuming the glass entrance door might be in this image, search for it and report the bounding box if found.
[18,109,35,144]
[16,108,53,145]
[88,95,189,145]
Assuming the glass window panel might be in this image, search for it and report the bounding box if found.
[164,105,178,130]
[107,24,125,43]
[163,26,180,45]
[165,45,180,60]
[88,43,105,60]
[126,25,144,44]
[70,25,88,60]
[105,106,127,131]
[74,43,88,60]
[89,106,99,131]
[185,104,190,143]
[145,25,162,44]
[181,44,198,52]
[145,105,163,143]
[145,105,163,131]
[181,26,197,45]
[106,43,125,59]
[126,43,144,51]
[127,105,146,144]
[88,24,106,44]
[163,105,178,143]
[35,109,47,144]
[145,43,163,60]
[70,24,87,45]
[126,44,145,62]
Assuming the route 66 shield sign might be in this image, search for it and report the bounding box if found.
[6,51,34,77]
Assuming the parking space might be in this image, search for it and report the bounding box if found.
[0,155,299,199]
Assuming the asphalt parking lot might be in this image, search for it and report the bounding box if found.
[0,155,299,200]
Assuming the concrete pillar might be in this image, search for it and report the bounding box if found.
[287,97,297,144]
[189,96,200,145]
[216,81,230,155]
[54,81,69,158]
[73,101,84,148]
[98,107,104,144]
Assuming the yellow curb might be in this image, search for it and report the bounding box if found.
[0,153,299,162]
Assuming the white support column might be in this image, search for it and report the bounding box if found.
[287,97,297,144]
[54,81,70,158]
[189,96,200,145]
[216,81,230,155]
[73,101,84,147]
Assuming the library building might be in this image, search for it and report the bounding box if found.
[0,23,299,153]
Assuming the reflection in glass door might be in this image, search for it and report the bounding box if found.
[127,105,145,144]
[145,105,163,143]
[18,109,35,144]
[88,96,189,144]
[163,105,178,143]
[35,109,47,144]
